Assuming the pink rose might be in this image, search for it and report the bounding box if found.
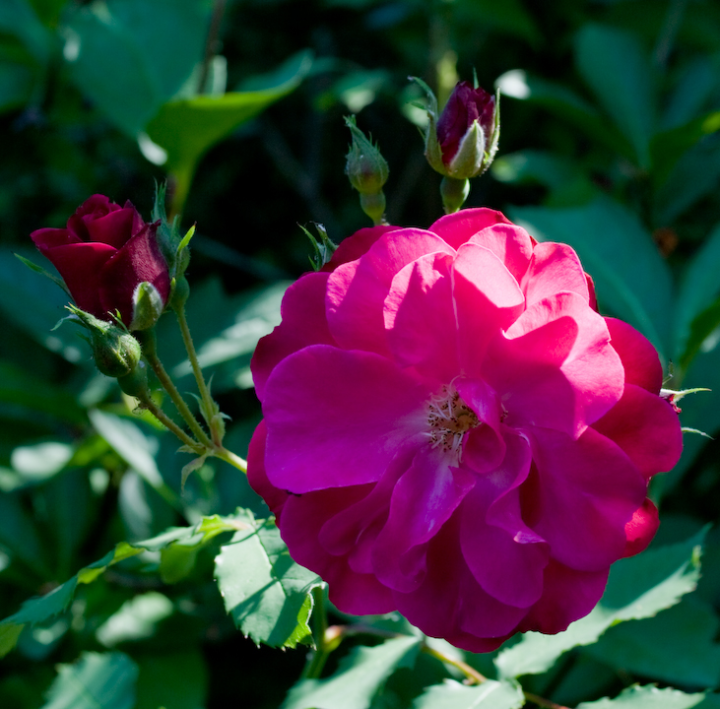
[248,209,682,652]
[31,195,170,328]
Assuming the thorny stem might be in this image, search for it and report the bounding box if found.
[174,304,223,446]
[138,393,205,456]
[140,330,214,450]
[214,446,248,473]
[419,644,486,684]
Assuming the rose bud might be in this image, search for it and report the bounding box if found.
[31,195,171,330]
[417,79,500,181]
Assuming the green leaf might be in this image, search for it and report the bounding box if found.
[0,514,240,656]
[64,0,209,136]
[651,111,720,189]
[491,150,598,207]
[411,679,525,709]
[282,635,421,709]
[495,70,633,159]
[495,530,705,679]
[576,685,719,709]
[0,248,86,363]
[575,24,655,168]
[145,50,312,211]
[42,651,138,709]
[678,295,720,372]
[96,592,174,647]
[509,197,673,359]
[214,509,323,648]
[0,0,52,64]
[675,220,720,364]
[585,596,720,688]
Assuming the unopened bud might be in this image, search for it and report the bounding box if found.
[130,281,165,331]
[92,327,142,378]
[117,360,149,399]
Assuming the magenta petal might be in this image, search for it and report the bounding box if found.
[246,420,289,521]
[468,223,535,283]
[522,242,589,308]
[606,317,663,393]
[393,515,526,644]
[519,560,609,634]
[384,252,459,382]
[322,224,400,271]
[280,488,396,615]
[373,447,476,592]
[622,498,659,558]
[99,224,170,325]
[526,426,646,571]
[252,272,335,401]
[326,228,454,354]
[452,243,525,371]
[592,383,683,477]
[263,345,430,492]
[428,208,513,251]
[85,206,136,248]
[35,242,117,317]
[461,431,548,608]
[486,292,624,436]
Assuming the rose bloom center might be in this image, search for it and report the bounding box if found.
[425,384,479,458]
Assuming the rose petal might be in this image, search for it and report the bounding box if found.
[280,487,396,615]
[606,317,663,393]
[31,227,82,248]
[522,242,590,308]
[263,345,430,492]
[519,560,609,634]
[84,206,136,248]
[321,224,400,272]
[32,241,117,317]
[246,420,288,521]
[383,252,459,382]
[525,426,647,571]
[468,223,535,283]
[373,447,476,593]
[326,228,454,355]
[252,272,335,401]
[622,498,659,557]
[428,208,513,251]
[592,383,683,477]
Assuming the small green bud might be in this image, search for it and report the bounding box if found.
[169,276,190,312]
[92,327,142,378]
[130,281,165,331]
[117,360,149,399]
[344,116,389,194]
[440,176,471,215]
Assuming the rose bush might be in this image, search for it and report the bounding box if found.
[31,194,170,328]
[248,209,682,652]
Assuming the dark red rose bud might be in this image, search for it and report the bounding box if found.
[436,81,496,166]
[31,195,171,329]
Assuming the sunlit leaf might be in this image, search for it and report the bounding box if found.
[412,679,525,709]
[282,635,421,709]
[576,685,720,709]
[214,509,322,648]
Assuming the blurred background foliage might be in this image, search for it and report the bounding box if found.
[2,0,720,707]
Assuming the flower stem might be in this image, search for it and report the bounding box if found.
[174,304,223,445]
[303,586,330,679]
[138,393,205,456]
[440,176,470,214]
[139,329,214,450]
[420,644,486,684]
[214,446,247,473]
[523,693,570,709]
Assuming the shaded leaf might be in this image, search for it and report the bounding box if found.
[412,679,525,709]
[214,509,322,648]
[585,596,720,688]
[42,651,138,709]
[282,635,421,709]
[495,530,705,678]
[575,23,655,167]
